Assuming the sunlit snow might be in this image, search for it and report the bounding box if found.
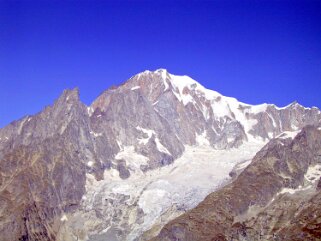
[131,86,140,90]
[276,130,300,140]
[60,214,68,222]
[87,161,94,167]
[166,72,273,136]
[276,164,321,196]
[115,146,149,171]
[81,141,264,240]
[195,131,210,146]
[90,131,103,137]
[278,185,311,195]
[305,164,321,183]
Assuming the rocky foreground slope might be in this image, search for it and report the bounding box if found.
[154,125,321,241]
[0,69,320,240]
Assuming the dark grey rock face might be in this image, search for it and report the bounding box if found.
[0,69,320,240]
[115,159,130,179]
[0,89,89,241]
[317,178,321,190]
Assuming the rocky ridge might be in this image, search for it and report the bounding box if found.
[0,69,320,240]
[154,125,321,241]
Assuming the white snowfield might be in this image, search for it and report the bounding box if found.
[78,141,264,241]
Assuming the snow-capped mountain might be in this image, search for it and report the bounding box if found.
[92,69,321,151]
[0,69,320,241]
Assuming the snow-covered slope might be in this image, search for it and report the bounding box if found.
[58,141,265,241]
[163,69,320,141]
[85,69,321,178]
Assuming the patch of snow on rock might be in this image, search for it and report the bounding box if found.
[196,131,210,146]
[155,137,171,154]
[136,126,154,145]
[18,117,28,134]
[278,185,312,195]
[267,132,274,139]
[276,130,300,140]
[115,146,149,170]
[131,86,140,90]
[60,214,68,222]
[305,164,321,183]
[87,107,94,116]
[90,131,103,137]
[235,160,252,170]
[156,69,170,91]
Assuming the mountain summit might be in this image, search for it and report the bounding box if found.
[0,70,320,240]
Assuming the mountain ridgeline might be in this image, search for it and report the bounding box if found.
[0,69,320,241]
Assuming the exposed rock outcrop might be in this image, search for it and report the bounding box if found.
[0,89,89,240]
[154,126,321,241]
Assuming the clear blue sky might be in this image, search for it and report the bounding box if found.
[1,0,321,127]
